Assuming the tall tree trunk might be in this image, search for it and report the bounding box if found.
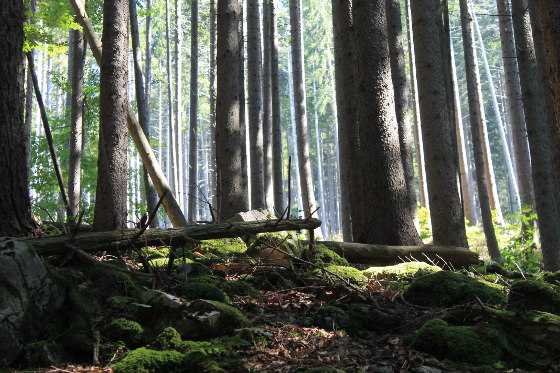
[93,0,129,231]
[386,0,417,222]
[262,0,273,210]
[175,0,184,207]
[0,0,36,236]
[270,0,284,214]
[188,0,199,223]
[68,28,86,220]
[130,0,158,227]
[209,0,217,211]
[459,0,501,262]
[239,6,249,210]
[312,73,328,238]
[496,0,534,215]
[165,0,176,194]
[287,49,304,215]
[411,0,468,247]
[216,0,248,220]
[247,0,265,209]
[404,0,428,210]
[289,0,316,218]
[512,0,560,271]
[24,0,37,172]
[353,0,421,245]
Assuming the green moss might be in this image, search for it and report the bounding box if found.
[106,318,144,346]
[247,232,303,258]
[222,280,258,296]
[403,271,506,307]
[302,244,349,266]
[508,279,560,313]
[320,265,367,282]
[188,275,226,287]
[363,262,441,280]
[208,300,250,330]
[176,282,229,303]
[537,271,560,287]
[152,327,182,350]
[112,348,183,373]
[409,318,502,366]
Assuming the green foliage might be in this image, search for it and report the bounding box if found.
[152,327,182,351]
[417,206,432,242]
[112,348,183,373]
[175,282,229,303]
[106,318,144,347]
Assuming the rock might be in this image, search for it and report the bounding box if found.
[0,238,62,367]
[141,289,183,310]
[508,279,560,313]
[230,209,276,223]
[413,367,442,373]
[22,341,64,367]
[371,365,394,373]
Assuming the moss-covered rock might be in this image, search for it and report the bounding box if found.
[152,327,182,350]
[106,318,144,347]
[176,282,229,303]
[508,280,560,313]
[222,280,258,296]
[403,271,506,307]
[537,271,560,287]
[363,262,441,280]
[314,306,350,331]
[198,238,248,258]
[112,347,183,373]
[409,318,502,367]
[246,232,303,267]
[302,244,349,266]
[321,265,367,282]
[22,340,64,367]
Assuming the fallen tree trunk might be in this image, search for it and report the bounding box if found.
[315,241,479,268]
[27,219,321,256]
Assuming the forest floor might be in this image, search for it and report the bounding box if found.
[10,233,560,373]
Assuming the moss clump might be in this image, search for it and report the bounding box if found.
[106,318,144,346]
[198,238,248,258]
[152,327,182,350]
[508,279,560,313]
[112,348,183,373]
[403,271,506,307]
[315,305,349,331]
[409,319,501,366]
[247,232,304,259]
[223,280,258,296]
[188,275,226,287]
[537,271,560,287]
[321,265,367,282]
[302,244,349,266]
[363,261,441,280]
[207,300,250,331]
[176,282,229,303]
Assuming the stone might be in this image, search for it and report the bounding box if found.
[229,209,276,223]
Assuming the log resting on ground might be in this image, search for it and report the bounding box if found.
[314,241,479,268]
[26,219,321,256]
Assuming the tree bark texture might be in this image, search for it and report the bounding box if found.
[175,0,184,207]
[216,0,248,220]
[289,0,315,218]
[512,0,560,271]
[331,0,363,242]
[459,0,501,262]
[353,0,421,245]
[410,0,468,247]
[165,0,177,194]
[262,0,274,210]
[209,0,217,210]
[0,0,36,236]
[247,0,265,209]
[188,0,199,223]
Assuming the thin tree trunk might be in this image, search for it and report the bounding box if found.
[270,0,284,214]
[175,0,184,208]
[287,51,304,215]
[289,0,316,219]
[239,5,249,210]
[262,0,273,210]
[312,73,328,238]
[411,0,468,247]
[209,0,217,211]
[165,0,176,194]
[24,0,37,171]
[512,0,560,271]
[459,0,501,262]
[188,0,199,223]
[247,0,265,209]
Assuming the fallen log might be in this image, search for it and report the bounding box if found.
[27,219,321,256]
[314,241,479,268]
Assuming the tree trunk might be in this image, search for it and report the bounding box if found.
[459,0,501,262]
[311,74,328,238]
[353,0,421,245]
[270,0,284,214]
[216,0,248,220]
[411,0,468,247]
[386,0,417,222]
[512,0,560,271]
[331,0,362,242]
[496,0,535,216]
[188,0,199,223]
[209,0,217,211]
[68,29,86,220]
[0,0,37,236]
[287,49,304,215]
[164,0,177,196]
[262,0,273,210]
[247,0,265,209]
[93,0,129,231]
[175,0,184,208]
[130,0,159,227]
[289,0,315,219]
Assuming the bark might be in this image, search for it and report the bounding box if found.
[188,0,199,223]
[0,0,36,236]
[68,29,86,220]
[496,0,535,215]
[239,8,249,210]
[512,0,560,271]
[289,0,316,218]
[353,0,421,245]
[165,0,177,194]
[175,0,184,207]
[262,0,273,210]
[209,0,217,210]
[459,0,501,262]
[93,0,129,231]
[130,0,159,227]
[216,0,248,220]
[331,0,362,242]
[24,0,36,171]
[386,0,417,222]
[311,74,328,238]
[270,0,284,214]
[247,0,265,209]
[30,218,321,256]
[287,48,304,215]
[410,0,468,247]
